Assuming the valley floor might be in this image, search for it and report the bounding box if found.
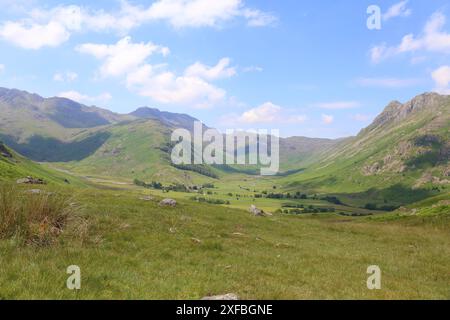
[0,186,449,299]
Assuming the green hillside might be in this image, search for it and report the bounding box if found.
[0,87,222,183]
[54,119,217,184]
[0,141,86,186]
[282,93,450,207]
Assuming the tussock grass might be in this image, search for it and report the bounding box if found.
[0,184,87,246]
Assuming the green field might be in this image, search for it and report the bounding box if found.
[1,184,449,299]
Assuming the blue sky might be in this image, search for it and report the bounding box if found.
[0,0,449,138]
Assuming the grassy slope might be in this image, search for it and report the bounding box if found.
[0,144,87,187]
[0,186,448,299]
[280,95,450,207]
[54,119,215,185]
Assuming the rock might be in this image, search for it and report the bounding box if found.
[249,205,265,216]
[436,200,450,207]
[25,189,54,196]
[201,293,239,301]
[159,198,177,207]
[362,162,381,176]
[232,232,245,236]
[27,189,42,194]
[139,196,154,201]
[16,176,45,185]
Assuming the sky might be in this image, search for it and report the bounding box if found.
[0,0,449,138]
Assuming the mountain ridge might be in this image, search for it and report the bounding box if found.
[0,86,448,189]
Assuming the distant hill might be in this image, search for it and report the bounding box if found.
[279,136,344,169]
[129,107,201,132]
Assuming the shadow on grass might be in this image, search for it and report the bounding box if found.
[0,132,111,162]
[333,184,437,209]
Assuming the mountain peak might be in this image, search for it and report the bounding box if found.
[362,92,448,133]
[129,106,201,131]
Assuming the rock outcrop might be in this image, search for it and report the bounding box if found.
[16,176,45,185]
[159,198,177,207]
[249,205,272,217]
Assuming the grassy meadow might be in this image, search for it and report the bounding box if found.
[0,182,449,299]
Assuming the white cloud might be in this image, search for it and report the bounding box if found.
[242,8,277,27]
[0,20,69,49]
[432,65,450,94]
[78,37,234,109]
[356,77,420,88]
[126,65,227,109]
[230,102,307,124]
[0,1,276,49]
[184,58,236,80]
[53,71,78,82]
[239,102,281,123]
[383,1,411,21]
[58,90,112,105]
[77,37,169,78]
[371,12,450,63]
[321,114,334,125]
[142,0,276,28]
[0,64,4,73]
[314,101,360,110]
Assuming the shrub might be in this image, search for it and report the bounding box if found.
[321,196,343,205]
[0,184,85,246]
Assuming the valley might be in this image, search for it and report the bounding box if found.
[0,87,449,299]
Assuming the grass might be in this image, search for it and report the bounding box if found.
[0,143,88,187]
[0,184,88,246]
[0,185,448,299]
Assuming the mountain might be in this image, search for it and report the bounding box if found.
[130,107,201,132]
[279,136,345,170]
[0,87,128,132]
[1,87,448,194]
[0,87,202,141]
[0,87,216,182]
[0,87,340,181]
[284,92,450,207]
